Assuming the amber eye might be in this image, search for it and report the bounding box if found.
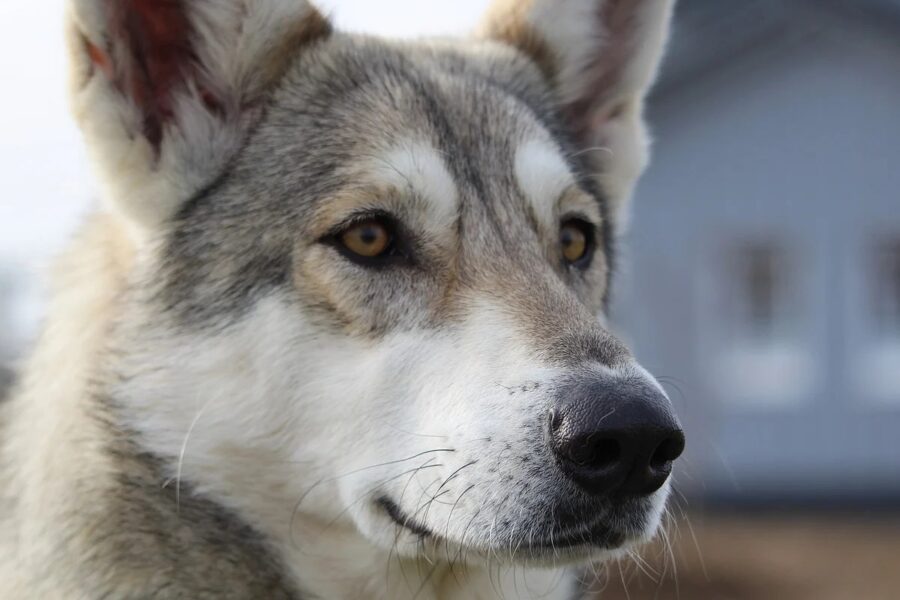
[560,220,593,265]
[339,219,393,258]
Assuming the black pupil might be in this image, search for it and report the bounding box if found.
[360,225,380,245]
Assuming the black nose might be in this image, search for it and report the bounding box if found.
[548,377,684,496]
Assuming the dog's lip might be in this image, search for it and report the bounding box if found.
[377,496,434,538]
[527,522,625,549]
[377,495,625,551]
[510,527,630,557]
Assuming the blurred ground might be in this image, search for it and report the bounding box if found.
[586,512,900,600]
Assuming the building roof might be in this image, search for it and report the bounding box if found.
[654,0,900,97]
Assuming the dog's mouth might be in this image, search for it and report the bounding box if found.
[376,495,627,556]
[376,496,434,538]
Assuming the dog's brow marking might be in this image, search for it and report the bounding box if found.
[514,138,576,228]
[372,141,459,227]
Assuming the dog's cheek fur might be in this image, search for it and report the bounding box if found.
[112,293,356,513]
[294,244,451,337]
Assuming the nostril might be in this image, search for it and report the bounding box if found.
[586,438,620,469]
[649,435,684,470]
[567,436,621,469]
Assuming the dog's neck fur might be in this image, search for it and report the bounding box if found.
[0,214,575,599]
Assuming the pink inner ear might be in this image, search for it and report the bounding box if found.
[98,0,214,148]
[87,41,114,78]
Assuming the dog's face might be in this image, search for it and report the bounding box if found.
[69,0,680,567]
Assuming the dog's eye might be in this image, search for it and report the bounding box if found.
[560,219,594,266]
[339,219,393,259]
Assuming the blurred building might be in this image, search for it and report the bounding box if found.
[615,0,900,504]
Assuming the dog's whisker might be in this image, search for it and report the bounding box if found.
[174,396,215,515]
[659,506,679,598]
[445,483,476,580]
[288,448,454,548]
[384,423,449,439]
[566,145,615,160]
[288,447,455,536]
[618,558,633,600]
[680,506,709,583]
[628,547,660,583]
[309,463,446,547]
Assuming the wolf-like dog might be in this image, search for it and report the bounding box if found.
[0,0,683,598]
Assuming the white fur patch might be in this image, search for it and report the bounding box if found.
[514,137,576,227]
[370,141,459,228]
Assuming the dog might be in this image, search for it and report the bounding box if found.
[0,0,682,598]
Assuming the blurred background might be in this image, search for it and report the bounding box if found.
[1,0,898,598]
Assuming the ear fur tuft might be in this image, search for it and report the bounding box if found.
[479,0,675,227]
[67,0,330,235]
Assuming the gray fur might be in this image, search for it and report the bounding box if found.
[68,407,299,599]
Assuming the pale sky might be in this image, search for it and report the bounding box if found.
[0,0,489,264]
[0,1,489,348]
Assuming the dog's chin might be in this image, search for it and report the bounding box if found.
[374,494,665,567]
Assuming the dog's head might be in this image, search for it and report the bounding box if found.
[68,0,681,567]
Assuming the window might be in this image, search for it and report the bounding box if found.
[736,242,789,340]
[709,239,813,409]
[856,237,900,405]
[871,239,900,338]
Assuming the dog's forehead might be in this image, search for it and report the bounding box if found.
[265,35,586,227]
[157,36,609,327]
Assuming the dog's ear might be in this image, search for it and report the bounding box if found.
[67,0,330,235]
[479,0,674,226]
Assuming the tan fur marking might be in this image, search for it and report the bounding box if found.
[479,0,558,84]
[253,9,332,100]
[1,214,135,597]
